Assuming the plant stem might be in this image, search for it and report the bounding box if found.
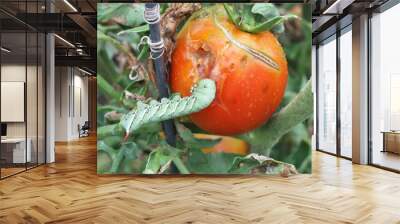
[240,80,313,154]
[172,157,190,174]
[137,45,149,61]
[98,75,120,101]
[110,148,125,173]
[97,123,124,139]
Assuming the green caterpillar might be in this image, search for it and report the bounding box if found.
[120,79,216,136]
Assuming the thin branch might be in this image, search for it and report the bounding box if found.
[240,80,313,154]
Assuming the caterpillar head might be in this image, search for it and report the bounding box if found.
[191,79,216,106]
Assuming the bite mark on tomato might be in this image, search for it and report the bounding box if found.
[189,41,215,78]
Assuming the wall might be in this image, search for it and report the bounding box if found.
[88,76,97,132]
[1,65,38,138]
[54,67,89,141]
[1,63,45,165]
[54,66,69,141]
[73,72,89,137]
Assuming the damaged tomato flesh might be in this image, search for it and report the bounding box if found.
[170,6,288,135]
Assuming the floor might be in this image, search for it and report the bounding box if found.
[0,167,25,178]
[1,163,43,178]
[0,136,400,223]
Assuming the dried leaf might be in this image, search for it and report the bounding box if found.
[161,3,202,63]
[104,111,123,122]
[229,153,298,177]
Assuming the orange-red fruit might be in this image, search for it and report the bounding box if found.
[194,133,249,156]
[170,6,288,135]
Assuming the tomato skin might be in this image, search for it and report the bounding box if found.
[170,7,288,135]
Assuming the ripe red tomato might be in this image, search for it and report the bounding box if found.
[170,6,288,135]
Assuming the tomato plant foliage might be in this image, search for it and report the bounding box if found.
[97,3,312,174]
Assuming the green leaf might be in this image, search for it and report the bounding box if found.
[117,24,149,36]
[290,140,312,173]
[98,3,123,22]
[97,140,120,173]
[97,123,124,139]
[98,31,132,55]
[143,144,189,174]
[103,135,123,148]
[223,3,297,34]
[241,4,256,27]
[223,3,241,25]
[175,123,221,149]
[252,3,286,34]
[97,151,112,174]
[119,154,147,174]
[185,149,298,175]
[247,14,297,34]
[251,3,279,18]
[186,149,238,174]
[97,105,121,127]
[97,31,121,47]
[121,142,139,160]
[143,149,173,174]
[97,50,120,86]
[115,31,141,52]
[98,140,141,174]
[98,3,145,27]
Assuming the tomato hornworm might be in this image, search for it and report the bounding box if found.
[120,79,216,136]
